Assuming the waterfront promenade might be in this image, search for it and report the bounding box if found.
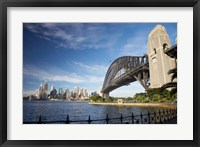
[89,102,176,109]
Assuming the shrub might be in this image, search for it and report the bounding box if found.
[144,99,150,103]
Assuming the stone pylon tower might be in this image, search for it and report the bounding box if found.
[147,24,176,88]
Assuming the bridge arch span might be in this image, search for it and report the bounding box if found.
[101,55,149,98]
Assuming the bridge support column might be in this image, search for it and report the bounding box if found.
[103,93,109,99]
[134,71,149,90]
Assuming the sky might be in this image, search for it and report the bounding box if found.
[23,23,177,97]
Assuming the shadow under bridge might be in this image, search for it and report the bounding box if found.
[101,55,149,98]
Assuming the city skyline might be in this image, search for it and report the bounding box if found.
[23,80,96,97]
[29,81,90,100]
[23,23,177,97]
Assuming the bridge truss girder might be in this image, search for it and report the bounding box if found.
[101,55,149,97]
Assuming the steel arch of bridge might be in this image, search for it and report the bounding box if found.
[101,55,149,97]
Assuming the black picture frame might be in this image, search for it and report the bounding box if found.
[0,0,199,146]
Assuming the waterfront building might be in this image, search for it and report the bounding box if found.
[80,88,84,97]
[82,89,86,97]
[71,91,74,98]
[74,92,76,98]
[50,88,57,99]
[29,95,36,101]
[42,92,48,100]
[91,91,98,96]
[66,89,71,100]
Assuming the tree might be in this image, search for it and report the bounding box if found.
[127,97,133,101]
[89,95,102,102]
[161,67,177,99]
[168,67,177,82]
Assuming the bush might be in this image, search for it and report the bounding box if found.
[144,99,150,103]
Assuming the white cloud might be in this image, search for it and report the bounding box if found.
[118,33,148,57]
[47,75,85,83]
[23,90,37,97]
[74,61,108,71]
[23,64,104,84]
[85,75,104,83]
[24,23,122,50]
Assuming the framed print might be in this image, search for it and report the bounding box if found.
[0,0,199,147]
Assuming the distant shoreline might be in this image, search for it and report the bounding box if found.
[89,102,177,109]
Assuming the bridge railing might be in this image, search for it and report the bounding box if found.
[23,108,177,124]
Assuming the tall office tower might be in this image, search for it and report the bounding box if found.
[44,82,48,95]
[61,87,64,95]
[71,91,74,98]
[59,87,61,94]
[39,84,43,99]
[85,89,88,97]
[50,85,54,91]
[74,87,79,98]
[66,89,71,100]
[76,87,79,95]
[80,88,83,96]
[39,84,43,92]
[147,24,176,88]
[82,89,86,97]
[35,89,39,99]
[58,87,62,99]
[44,82,48,91]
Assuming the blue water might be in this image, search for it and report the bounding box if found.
[23,101,166,124]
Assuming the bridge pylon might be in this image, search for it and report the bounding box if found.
[102,93,109,99]
[147,24,176,88]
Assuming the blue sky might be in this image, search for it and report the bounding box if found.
[23,23,177,97]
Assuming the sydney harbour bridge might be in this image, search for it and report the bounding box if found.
[101,25,177,98]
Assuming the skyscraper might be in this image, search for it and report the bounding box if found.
[50,85,54,91]
[39,84,43,92]
[44,82,48,91]
[35,89,40,99]
[74,87,80,98]
[66,89,71,100]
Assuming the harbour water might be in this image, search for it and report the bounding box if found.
[23,100,168,124]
